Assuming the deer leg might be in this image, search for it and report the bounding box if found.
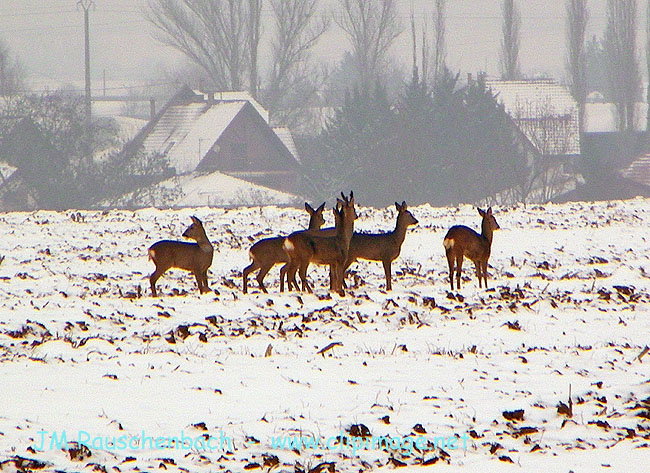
[336,264,345,296]
[201,270,211,293]
[299,262,312,293]
[341,257,355,289]
[193,271,204,294]
[287,260,299,292]
[455,254,463,290]
[242,261,259,294]
[149,267,166,297]
[256,263,273,294]
[445,250,455,291]
[382,260,392,291]
[280,264,288,292]
[329,264,338,293]
[474,261,482,289]
[482,261,489,289]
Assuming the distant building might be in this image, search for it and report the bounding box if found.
[117,86,302,208]
[485,79,580,159]
[480,78,580,203]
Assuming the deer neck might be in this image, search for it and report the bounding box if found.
[307,220,322,231]
[336,209,355,249]
[393,215,409,245]
[481,220,494,247]
[195,231,213,253]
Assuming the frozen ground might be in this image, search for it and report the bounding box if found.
[0,199,649,472]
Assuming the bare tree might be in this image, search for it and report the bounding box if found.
[565,0,588,132]
[248,0,262,98]
[646,0,650,131]
[500,0,521,80]
[604,0,640,131]
[335,0,403,88]
[265,0,329,117]
[514,99,577,202]
[432,0,447,83]
[0,40,24,96]
[146,0,249,91]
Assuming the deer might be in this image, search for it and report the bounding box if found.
[443,207,500,291]
[242,202,326,294]
[342,201,418,291]
[284,192,356,296]
[148,216,213,297]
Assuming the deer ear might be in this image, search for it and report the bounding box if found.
[487,207,493,215]
[317,202,326,213]
[395,202,400,211]
[478,208,486,217]
[402,201,407,209]
[191,215,200,224]
[305,202,314,214]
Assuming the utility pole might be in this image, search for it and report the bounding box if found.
[78,0,95,126]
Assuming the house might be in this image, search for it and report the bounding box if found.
[480,78,581,203]
[485,79,580,159]
[565,96,650,202]
[118,86,301,207]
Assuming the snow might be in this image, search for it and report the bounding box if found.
[584,102,649,133]
[111,171,301,208]
[0,199,649,472]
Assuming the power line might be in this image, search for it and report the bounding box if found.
[0,20,147,34]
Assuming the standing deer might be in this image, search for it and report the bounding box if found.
[284,192,356,296]
[343,201,418,291]
[443,207,500,291]
[243,202,326,294]
[148,216,213,297]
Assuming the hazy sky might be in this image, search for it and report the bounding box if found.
[0,0,621,94]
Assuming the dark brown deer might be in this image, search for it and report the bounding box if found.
[284,192,356,296]
[443,207,500,291]
[148,216,213,297]
[343,201,418,291]
[243,202,326,294]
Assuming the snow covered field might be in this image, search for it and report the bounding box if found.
[0,199,649,472]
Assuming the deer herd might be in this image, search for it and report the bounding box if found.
[148,191,501,297]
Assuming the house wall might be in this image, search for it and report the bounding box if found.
[199,104,299,193]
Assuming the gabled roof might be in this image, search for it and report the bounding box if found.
[485,79,580,156]
[272,127,300,164]
[136,87,296,174]
[142,100,247,174]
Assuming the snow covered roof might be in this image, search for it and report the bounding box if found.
[485,79,580,155]
[273,127,300,164]
[584,102,648,133]
[138,89,297,174]
[111,170,300,208]
[142,100,248,174]
[192,90,269,121]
